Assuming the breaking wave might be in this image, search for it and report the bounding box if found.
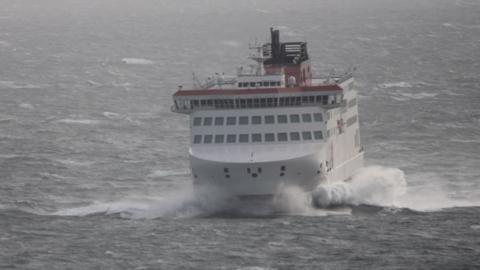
[50,166,480,219]
[312,166,407,208]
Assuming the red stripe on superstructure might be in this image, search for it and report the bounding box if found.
[173,85,342,97]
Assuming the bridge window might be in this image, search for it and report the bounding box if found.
[193,135,202,144]
[239,134,249,143]
[214,117,224,126]
[239,116,249,125]
[278,132,288,141]
[204,135,213,144]
[193,117,202,126]
[226,116,236,125]
[265,115,275,124]
[290,114,300,123]
[313,113,323,122]
[252,116,262,124]
[227,134,236,143]
[313,131,323,140]
[215,135,224,143]
[265,133,275,142]
[252,133,262,142]
[302,113,312,122]
[277,115,288,124]
[302,131,312,140]
[290,132,300,141]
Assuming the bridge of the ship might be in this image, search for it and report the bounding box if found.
[172,82,348,114]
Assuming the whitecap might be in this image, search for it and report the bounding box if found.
[19,103,34,109]
[121,58,154,65]
[391,92,439,101]
[102,111,123,120]
[379,82,413,88]
[148,169,189,178]
[0,80,41,89]
[56,119,102,125]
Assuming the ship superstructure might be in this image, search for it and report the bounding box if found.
[172,28,363,196]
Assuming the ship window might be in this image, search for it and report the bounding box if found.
[265,133,275,142]
[260,98,266,107]
[207,100,213,106]
[226,116,236,125]
[214,117,224,126]
[277,132,288,141]
[313,131,323,140]
[290,132,300,141]
[227,134,236,143]
[302,131,312,140]
[302,96,309,103]
[252,116,262,124]
[276,82,281,86]
[277,115,288,124]
[250,82,256,87]
[239,134,249,143]
[302,114,312,122]
[215,135,224,143]
[193,135,202,144]
[322,95,328,105]
[204,135,213,144]
[265,115,275,124]
[290,114,300,123]
[239,116,249,125]
[309,96,315,103]
[193,117,202,126]
[203,117,212,126]
[313,113,323,122]
[252,133,262,142]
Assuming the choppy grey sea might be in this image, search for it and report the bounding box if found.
[1,0,479,269]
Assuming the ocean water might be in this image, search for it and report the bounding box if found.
[1,0,479,269]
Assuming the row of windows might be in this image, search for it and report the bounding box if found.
[193,113,323,126]
[193,131,324,144]
[238,81,281,88]
[174,94,343,111]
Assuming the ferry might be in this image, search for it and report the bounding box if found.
[172,28,363,198]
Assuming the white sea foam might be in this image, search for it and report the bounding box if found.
[0,80,42,89]
[56,119,102,125]
[148,169,189,178]
[121,58,154,65]
[51,166,480,219]
[312,166,407,208]
[102,111,123,120]
[19,103,34,110]
[390,91,439,101]
[379,82,413,88]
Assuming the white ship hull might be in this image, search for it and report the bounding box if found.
[190,144,364,196]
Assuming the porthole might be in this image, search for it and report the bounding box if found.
[280,172,285,177]
[252,173,258,178]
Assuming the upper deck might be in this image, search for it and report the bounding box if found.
[171,28,355,114]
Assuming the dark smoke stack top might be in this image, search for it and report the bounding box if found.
[270,27,281,61]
